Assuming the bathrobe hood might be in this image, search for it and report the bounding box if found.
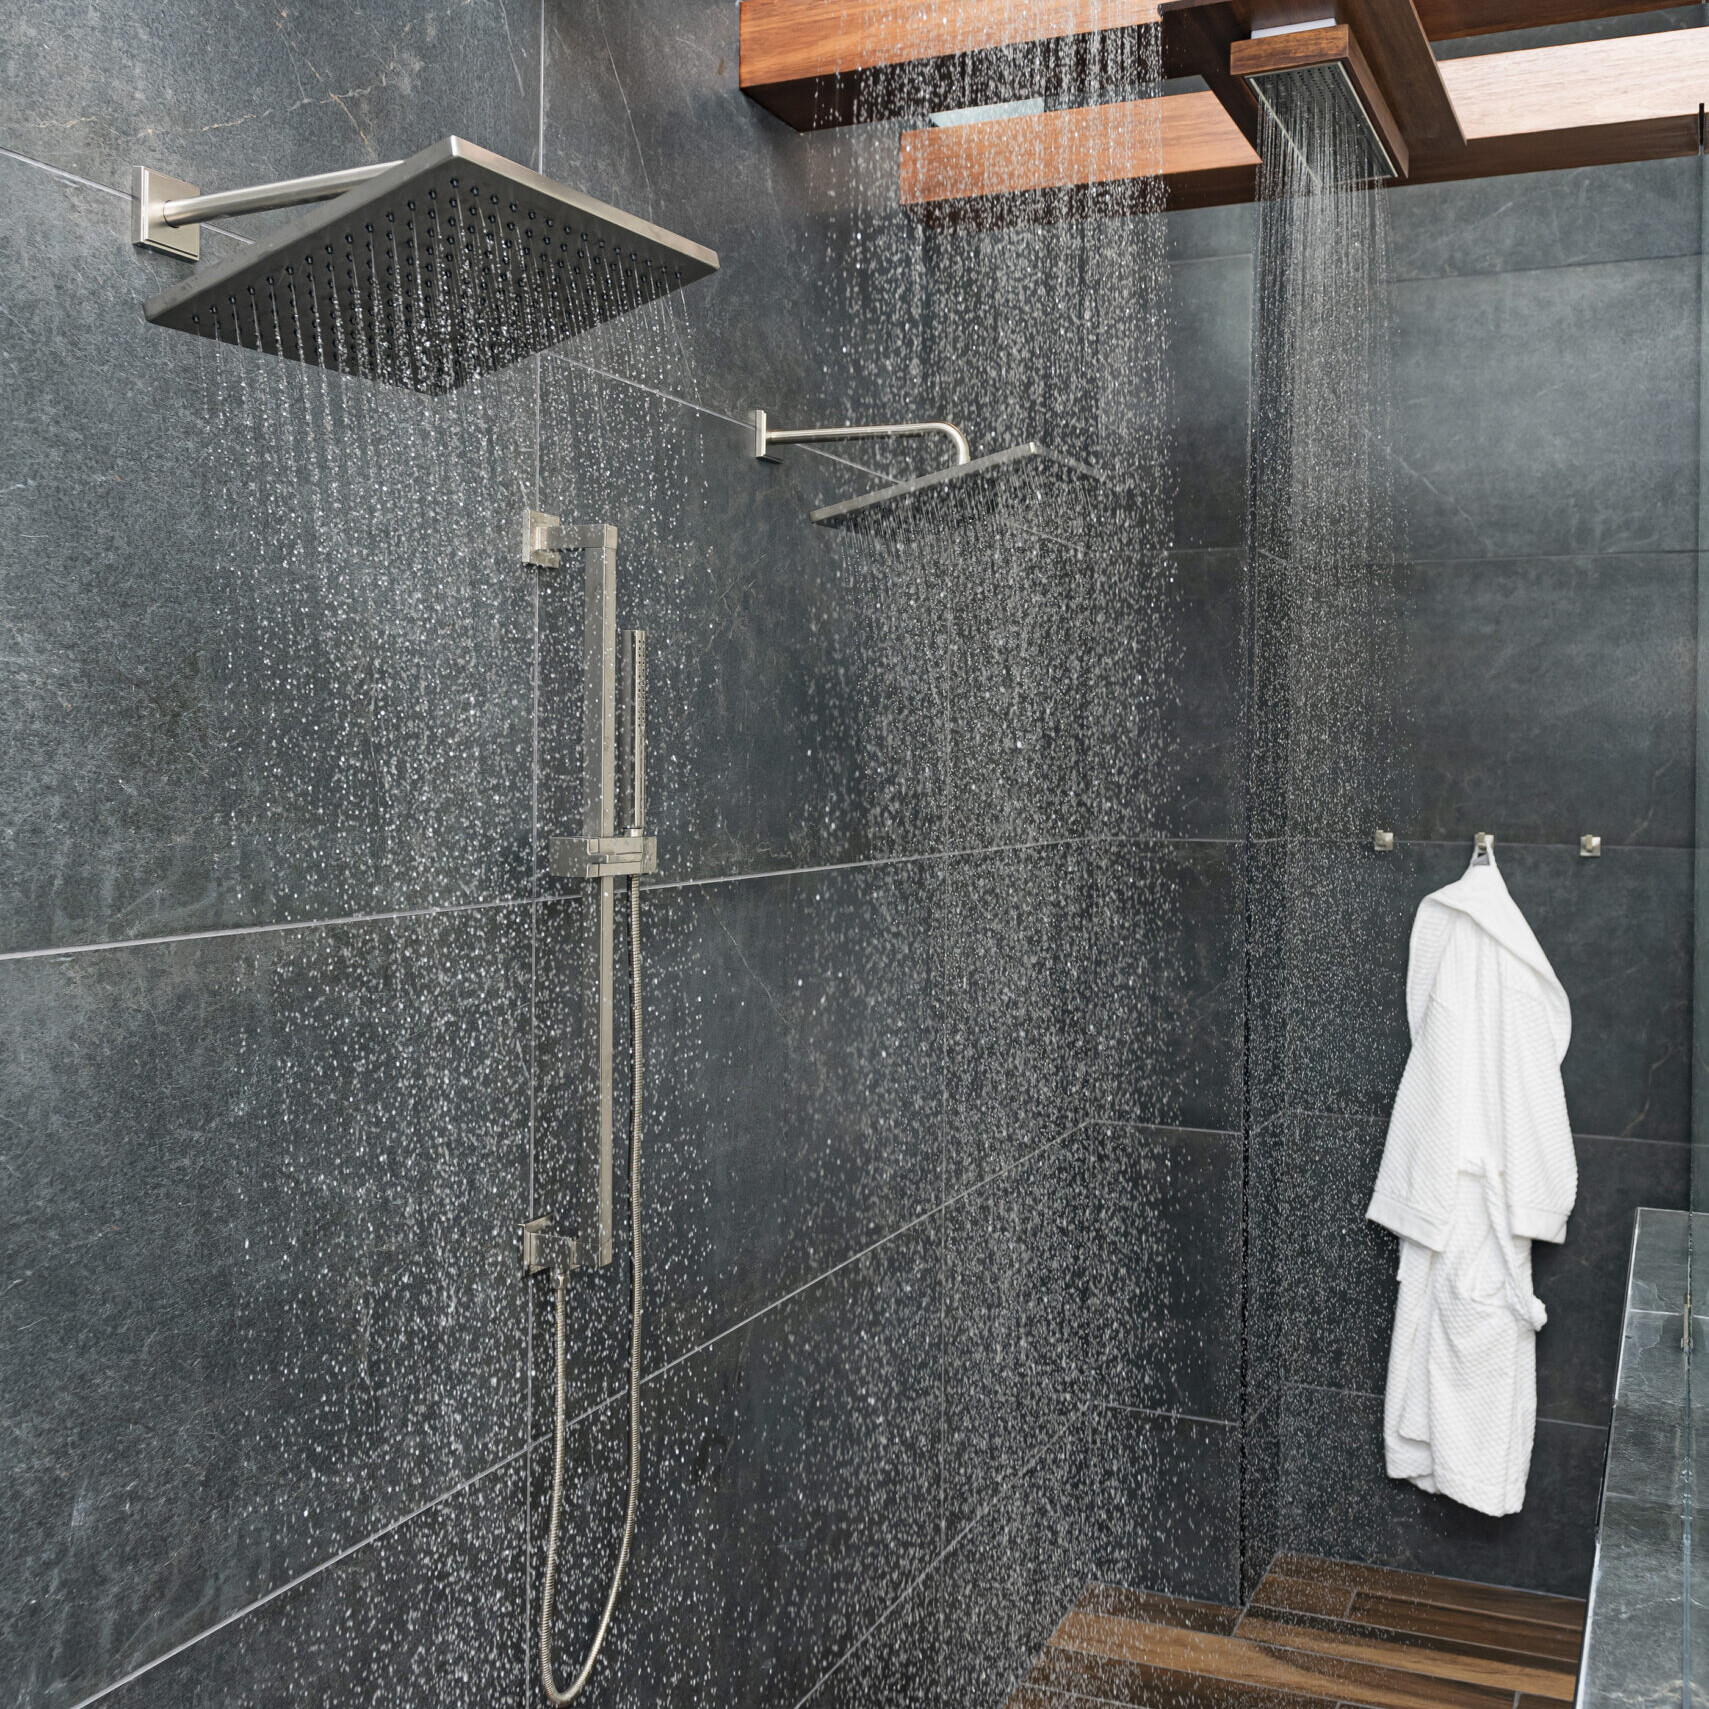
[1403,863,1571,1063]
[1367,851,1577,1253]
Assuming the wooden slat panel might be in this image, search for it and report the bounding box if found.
[1345,1594,1584,1664]
[1270,1556,1587,1632]
[1251,1574,1356,1619]
[1079,1583,1245,1634]
[740,0,1162,130]
[1234,1613,1577,1700]
[1030,1643,1345,1709]
[1337,0,1464,150]
[1414,0,1680,39]
[1050,1611,1518,1709]
[897,31,1709,217]
[741,0,1692,132]
[899,90,1259,224]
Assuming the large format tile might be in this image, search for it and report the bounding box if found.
[0,0,540,202]
[938,844,1098,1192]
[1280,1386,1606,1598]
[1164,549,1246,843]
[1577,1494,1687,1709]
[1387,156,1700,282]
[1,908,531,1709]
[0,151,537,954]
[1083,1404,1242,1606]
[103,1456,527,1709]
[1090,1125,1243,1424]
[1285,842,1692,1145]
[1532,1137,1689,1426]
[526,1216,942,1709]
[1389,256,1698,561]
[1162,253,1253,552]
[1273,1115,1396,1399]
[1094,838,1243,1136]
[534,861,941,1389]
[1389,554,1695,849]
[938,1420,1087,1708]
[542,0,876,430]
[941,1133,1092,1534]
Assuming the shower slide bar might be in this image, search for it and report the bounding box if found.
[521,514,656,1273]
[751,407,971,467]
[519,514,652,1702]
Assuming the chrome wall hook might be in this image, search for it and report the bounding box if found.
[1471,832,1495,866]
[1580,834,1602,858]
[1372,829,1395,852]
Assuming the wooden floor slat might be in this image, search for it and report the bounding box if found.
[1050,1611,1517,1709]
[1269,1554,1586,1632]
[1234,1613,1577,1700]
[1250,1573,1357,1619]
[1027,1644,1344,1709]
[1345,1592,1584,1663]
[1078,1585,1245,1635]
[1006,1559,1587,1709]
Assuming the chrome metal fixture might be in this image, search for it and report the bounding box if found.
[1472,831,1495,866]
[135,137,718,391]
[808,441,1130,540]
[1246,60,1401,182]
[751,407,971,466]
[519,516,654,1703]
[1372,829,1395,852]
[1580,834,1602,858]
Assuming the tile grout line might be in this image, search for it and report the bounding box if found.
[0,143,253,243]
[62,1438,538,1709]
[790,1405,1088,1709]
[1286,1381,1609,1432]
[67,1116,1101,1709]
[0,831,1226,964]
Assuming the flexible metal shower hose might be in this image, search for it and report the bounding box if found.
[539,871,644,1704]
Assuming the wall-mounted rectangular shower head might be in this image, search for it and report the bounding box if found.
[810,442,1129,542]
[141,137,719,392]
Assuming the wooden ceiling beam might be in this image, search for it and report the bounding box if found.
[739,0,1164,131]
[898,90,1260,225]
[897,29,1709,219]
[741,0,1686,132]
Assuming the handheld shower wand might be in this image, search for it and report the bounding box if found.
[521,520,656,1702]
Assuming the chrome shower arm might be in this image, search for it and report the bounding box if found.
[159,162,402,227]
[133,160,402,259]
[750,409,971,466]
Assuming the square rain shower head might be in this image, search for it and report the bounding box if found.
[810,443,1131,543]
[143,137,719,392]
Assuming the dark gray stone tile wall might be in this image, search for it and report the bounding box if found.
[0,2,1202,1703]
[3,3,1695,1703]
[1224,151,1699,1603]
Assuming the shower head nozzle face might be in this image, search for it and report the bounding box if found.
[142,137,719,392]
[1247,61,1399,184]
[810,443,1130,544]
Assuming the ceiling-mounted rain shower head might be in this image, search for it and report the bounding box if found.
[810,442,1130,541]
[139,137,719,392]
[1231,25,1406,182]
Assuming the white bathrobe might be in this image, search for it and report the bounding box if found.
[1365,848,1577,1517]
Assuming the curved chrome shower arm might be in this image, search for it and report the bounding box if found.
[750,408,971,466]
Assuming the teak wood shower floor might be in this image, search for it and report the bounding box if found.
[1007,1552,1586,1709]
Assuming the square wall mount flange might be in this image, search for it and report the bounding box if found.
[132,166,201,260]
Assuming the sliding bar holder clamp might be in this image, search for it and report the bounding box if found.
[521,512,657,1274]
